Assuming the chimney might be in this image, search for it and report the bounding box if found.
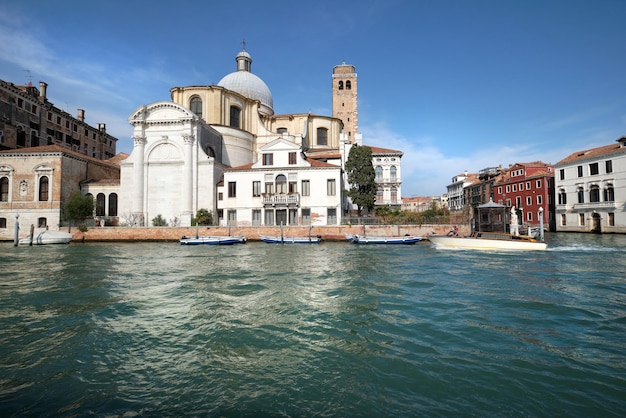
[39,81,48,102]
[98,123,106,133]
[77,109,85,122]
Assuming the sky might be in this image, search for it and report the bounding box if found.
[1,0,625,196]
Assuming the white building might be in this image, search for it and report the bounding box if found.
[446,171,476,212]
[554,136,626,233]
[217,138,343,226]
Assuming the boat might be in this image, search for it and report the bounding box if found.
[179,235,247,245]
[347,234,423,244]
[260,235,322,244]
[19,229,73,245]
[428,231,547,251]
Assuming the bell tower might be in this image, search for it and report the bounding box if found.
[332,62,358,143]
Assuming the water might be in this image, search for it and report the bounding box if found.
[1,233,625,417]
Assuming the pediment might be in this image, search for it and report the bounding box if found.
[261,138,301,152]
[128,101,197,124]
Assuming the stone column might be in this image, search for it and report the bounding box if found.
[132,135,146,226]
[182,134,195,226]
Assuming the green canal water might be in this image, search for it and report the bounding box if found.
[1,233,625,417]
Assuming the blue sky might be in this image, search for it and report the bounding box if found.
[1,0,625,196]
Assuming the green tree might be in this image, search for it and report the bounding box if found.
[152,214,168,226]
[64,190,94,232]
[193,208,213,226]
[345,144,376,216]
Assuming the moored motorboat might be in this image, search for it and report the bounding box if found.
[347,234,423,244]
[260,235,322,244]
[19,229,73,245]
[428,231,547,251]
[179,235,247,245]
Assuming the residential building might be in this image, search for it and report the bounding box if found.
[217,138,343,226]
[371,146,403,208]
[446,171,477,212]
[493,161,555,231]
[0,145,122,239]
[0,79,118,159]
[554,136,626,233]
[465,166,503,208]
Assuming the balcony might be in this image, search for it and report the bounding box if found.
[262,193,300,207]
[573,201,616,211]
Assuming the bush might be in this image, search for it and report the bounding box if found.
[152,214,168,226]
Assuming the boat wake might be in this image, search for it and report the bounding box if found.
[547,243,622,252]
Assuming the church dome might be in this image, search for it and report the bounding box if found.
[218,49,274,116]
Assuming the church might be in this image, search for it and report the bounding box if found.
[115,46,404,227]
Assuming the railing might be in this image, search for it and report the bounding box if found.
[573,201,616,210]
[262,193,300,206]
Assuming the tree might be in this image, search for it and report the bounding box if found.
[152,214,168,226]
[64,190,94,232]
[193,208,213,226]
[345,144,376,216]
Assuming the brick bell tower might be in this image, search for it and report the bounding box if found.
[332,61,358,143]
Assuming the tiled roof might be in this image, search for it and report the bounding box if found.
[556,139,626,166]
[0,145,122,167]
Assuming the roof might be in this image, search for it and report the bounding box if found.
[556,138,626,166]
[0,145,123,168]
[367,145,403,155]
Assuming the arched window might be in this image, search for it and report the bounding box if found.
[589,185,600,203]
[346,80,351,90]
[277,127,288,134]
[390,166,397,181]
[38,176,49,201]
[604,184,614,202]
[0,177,8,201]
[338,81,344,90]
[558,189,567,205]
[190,96,202,117]
[375,166,383,181]
[391,187,397,202]
[230,106,241,128]
[376,188,384,203]
[108,193,118,217]
[96,193,106,216]
[275,174,287,194]
[577,187,584,204]
[317,127,328,146]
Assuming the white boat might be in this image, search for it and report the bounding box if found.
[19,230,73,245]
[179,235,247,245]
[428,231,547,251]
[260,235,322,244]
[347,234,423,244]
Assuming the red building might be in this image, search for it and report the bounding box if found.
[493,161,556,231]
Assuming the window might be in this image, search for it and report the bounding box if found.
[190,96,202,116]
[252,209,261,226]
[338,81,344,90]
[346,80,351,90]
[288,152,297,165]
[218,192,223,200]
[0,177,8,201]
[577,187,584,204]
[506,185,510,193]
[561,214,566,226]
[253,181,261,197]
[277,127,287,134]
[38,217,47,228]
[229,106,241,128]
[0,218,6,228]
[376,188,383,202]
[96,193,106,216]
[560,169,565,180]
[17,98,23,108]
[577,165,583,177]
[228,182,236,198]
[264,209,274,225]
[317,128,328,146]
[390,166,397,181]
[302,180,310,196]
[301,208,311,224]
[276,175,287,194]
[608,212,615,226]
[391,187,397,203]
[527,212,533,222]
[526,196,532,205]
[604,184,614,202]
[289,181,297,194]
[327,179,336,196]
[512,184,517,192]
[526,181,531,190]
[38,176,49,201]
[589,185,600,203]
[327,208,337,225]
[375,166,383,181]
[519,183,524,191]
[537,195,542,205]
[498,186,502,194]
[262,153,273,166]
[589,163,599,175]
[109,193,118,217]
[289,209,298,225]
[579,213,585,226]
[606,160,613,174]
[536,180,542,188]
[265,182,274,194]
